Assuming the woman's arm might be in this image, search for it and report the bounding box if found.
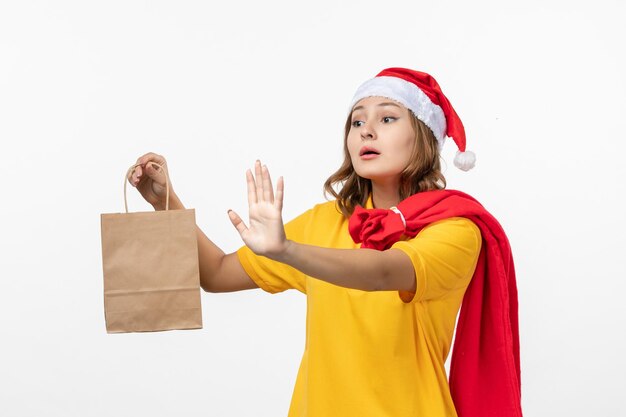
[195,225,259,293]
[277,243,416,292]
[228,161,416,292]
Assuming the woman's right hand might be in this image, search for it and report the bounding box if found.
[128,152,174,210]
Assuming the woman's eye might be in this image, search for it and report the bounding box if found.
[352,120,363,127]
[382,116,396,123]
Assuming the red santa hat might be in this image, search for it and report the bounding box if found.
[349,67,476,171]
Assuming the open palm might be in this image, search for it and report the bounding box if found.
[228,160,287,258]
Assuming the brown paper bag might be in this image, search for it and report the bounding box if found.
[100,162,202,333]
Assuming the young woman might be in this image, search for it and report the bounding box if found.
[129,68,522,417]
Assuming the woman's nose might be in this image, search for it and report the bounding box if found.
[360,123,376,140]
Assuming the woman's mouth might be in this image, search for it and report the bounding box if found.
[359,146,381,160]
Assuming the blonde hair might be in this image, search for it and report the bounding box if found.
[323,112,446,218]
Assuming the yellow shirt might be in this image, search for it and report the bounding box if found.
[237,198,482,417]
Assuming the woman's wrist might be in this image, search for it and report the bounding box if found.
[273,239,296,264]
[153,192,185,211]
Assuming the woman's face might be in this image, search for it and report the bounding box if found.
[347,96,416,187]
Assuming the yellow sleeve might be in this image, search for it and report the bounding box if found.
[236,209,312,294]
[390,217,482,303]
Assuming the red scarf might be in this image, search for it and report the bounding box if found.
[349,189,522,417]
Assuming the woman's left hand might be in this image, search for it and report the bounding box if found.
[228,160,287,259]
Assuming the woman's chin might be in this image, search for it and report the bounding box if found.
[355,171,401,187]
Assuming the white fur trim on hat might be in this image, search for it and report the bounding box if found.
[349,76,447,149]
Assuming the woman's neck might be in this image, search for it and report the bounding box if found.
[371,182,401,209]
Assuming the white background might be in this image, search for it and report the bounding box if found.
[1,0,625,416]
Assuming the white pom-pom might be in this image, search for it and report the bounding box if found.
[454,150,476,171]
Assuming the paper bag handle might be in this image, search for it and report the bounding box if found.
[123,162,170,213]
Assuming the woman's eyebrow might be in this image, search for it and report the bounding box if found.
[378,102,402,108]
[352,102,402,112]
